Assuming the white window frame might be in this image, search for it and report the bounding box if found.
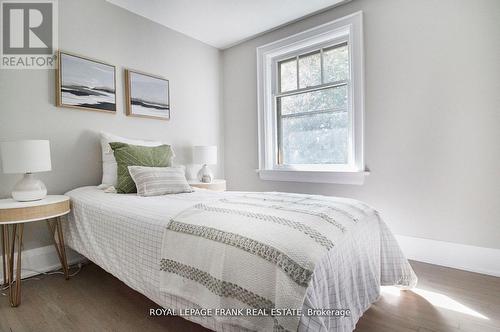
[256,11,367,185]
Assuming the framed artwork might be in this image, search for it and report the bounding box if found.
[125,69,170,120]
[56,51,116,113]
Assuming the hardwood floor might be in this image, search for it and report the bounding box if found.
[0,261,498,332]
[356,261,500,332]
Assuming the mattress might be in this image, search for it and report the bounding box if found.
[64,186,416,332]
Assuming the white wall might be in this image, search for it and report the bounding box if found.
[222,0,500,249]
[0,0,223,249]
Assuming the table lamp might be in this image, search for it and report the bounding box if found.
[0,140,52,201]
[192,145,217,183]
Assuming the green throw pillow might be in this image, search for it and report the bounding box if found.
[109,142,173,193]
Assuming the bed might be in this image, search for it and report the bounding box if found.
[63,186,416,332]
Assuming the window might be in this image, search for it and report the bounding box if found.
[257,12,366,184]
[276,44,349,166]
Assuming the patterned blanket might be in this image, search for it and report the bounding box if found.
[159,192,416,331]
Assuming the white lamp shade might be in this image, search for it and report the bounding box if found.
[193,145,217,165]
[1,140,52,174]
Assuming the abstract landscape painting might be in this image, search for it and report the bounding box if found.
[125,70,170,120]
[57,52,116,112]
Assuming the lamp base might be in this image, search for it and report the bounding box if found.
[11,173,47,201]
[197,164,214,183]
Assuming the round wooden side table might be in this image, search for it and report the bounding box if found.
[0,195,70,307]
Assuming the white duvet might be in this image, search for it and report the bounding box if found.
[64,186,417,332]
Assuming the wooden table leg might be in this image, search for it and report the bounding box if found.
[7,223,23,307]
[1,224,9,287]
[46,217,69,280]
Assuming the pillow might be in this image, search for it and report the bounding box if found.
[109,142,174,193]
[100,132,174,187]
[128,166,193,196]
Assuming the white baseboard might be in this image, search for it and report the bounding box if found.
[0,245,86,281]
[395,235,500,277]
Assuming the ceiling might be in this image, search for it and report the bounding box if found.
[106,0,350,49]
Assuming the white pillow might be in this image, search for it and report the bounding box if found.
[100,132,174,186]
[128,166,193,196]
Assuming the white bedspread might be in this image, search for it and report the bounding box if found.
[64,186,417,332]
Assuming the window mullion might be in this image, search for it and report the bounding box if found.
[280,108,347,119]
[275,80,347,98]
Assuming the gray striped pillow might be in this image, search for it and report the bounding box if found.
[128,166,193,196]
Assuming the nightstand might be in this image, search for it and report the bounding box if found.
[188,179,226,192]
[0,195,71,307]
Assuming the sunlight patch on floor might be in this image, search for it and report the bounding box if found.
[381,286,489,320]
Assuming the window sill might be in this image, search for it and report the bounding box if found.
[257,169,369,185]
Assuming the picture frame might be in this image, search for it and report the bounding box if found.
[56,50,116,113]
[125,69,170,120]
